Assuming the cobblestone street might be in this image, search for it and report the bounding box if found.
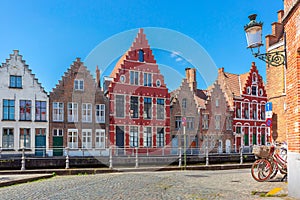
[0,169,294,200]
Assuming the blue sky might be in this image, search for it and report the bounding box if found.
[0,0,283,92]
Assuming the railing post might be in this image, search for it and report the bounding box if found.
[65,147,70,169]
[240,146,243,164]
[162,147,165,156]
[205,146,209,166]
[109,146,113,169]
[135,147,139,168]
[0,146,2,158]
[178,147,182,167]
[21,147,26,171]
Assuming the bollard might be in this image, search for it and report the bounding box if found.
[240,147,243,165]
[21,147,26,171]
[205,146,209,166]
[135,147,139,168]
[178,147,182,167]
[109,146,113,169]
[65,147,70,169]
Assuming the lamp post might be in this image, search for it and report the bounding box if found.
[244,14,285,67]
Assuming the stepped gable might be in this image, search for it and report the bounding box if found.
[108,28,166,91]
[241,62,266,95]
[51,58,97,94]
[1,50,47,94]
[205,81,231,111]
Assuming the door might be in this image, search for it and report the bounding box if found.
[53,136,63,156]
[218,140,223,154]
[225,139,231,154]
[236,137,241,152]
[35,135,46,156]
[171,135,178,155]
[116,126,124,154]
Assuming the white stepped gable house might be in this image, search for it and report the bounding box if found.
[0,50,49,156]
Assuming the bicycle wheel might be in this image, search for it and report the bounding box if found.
[269,160,278,179]
[251,159,272,182]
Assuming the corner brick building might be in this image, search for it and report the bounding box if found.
[106,29,170,154]
[49,58,109,156]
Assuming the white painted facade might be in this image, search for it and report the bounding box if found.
[0,50,49,156]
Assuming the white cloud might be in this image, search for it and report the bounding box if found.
[170,51,181,58]
[176,57,183,62]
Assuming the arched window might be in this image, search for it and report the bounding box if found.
[252,73,257,83]
[138,50,144,62]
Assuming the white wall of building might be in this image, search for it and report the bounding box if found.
[0,50,49,155]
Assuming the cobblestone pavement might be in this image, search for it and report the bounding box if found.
[0,169,295,200]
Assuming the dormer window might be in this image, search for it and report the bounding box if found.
[74,79,84,91]
[10,75,22,88]
[138,50,144,62]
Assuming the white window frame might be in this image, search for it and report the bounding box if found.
[68,129,78,149]
[215,115,221,130]
[68,102,78,122]
[187,117,194,130]
[53,128,63,136]
[82,103,92,122]
[74,79,84,91]
[116,95,125,118]
[82,129,92,149]
[156,98,164,120]
[202,114,209,129]
[130,126,139,147]
[143,127,152,147]
[130,71,139,85]
[144,72,152,87]
[95,129,105,149]
[53,102,64,122]
[96,104,105,123]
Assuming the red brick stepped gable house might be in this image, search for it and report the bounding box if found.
[105,28,170,154]
[170,68,207,154]
[49,58,109,156]
[216,63,268,152]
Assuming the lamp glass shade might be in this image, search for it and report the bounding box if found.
[245,25,262,48]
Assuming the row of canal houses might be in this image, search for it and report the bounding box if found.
[0,29,268,157]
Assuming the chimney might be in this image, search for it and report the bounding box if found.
[277,10,284,23]
[96,66,100,88]
[185,67,197,92]
[218,67,224,74]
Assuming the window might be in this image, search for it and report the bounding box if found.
[259,89,264,96]
[187,117,194,130]
[244,103,249,119]
[157,98,164,120]
[215,98,219,107]
[130,97,139,118]
[252,86,257,96]
[10,75,22,88]
[261,127,266,145]
[120,75,125,83]
[156,128,164,147]
[74,79,84,91]
[68,102,78,122]
[116,95,125,118]
[261,104,266,120]
[143,97,152,119]
[144,73,152,86]
[82,103,92,122]
[143,127,152,147]
[182,98,187,109]
[235,102,241,118]
[215,115,221,130]
[252,73,257,83]
[225,116,232,130]
[252,103,257,119]
[130,126,139,147]
[2,128,14,149]
[138,49,144,62]
[96,104,105,123]
[175,116,182,129]
[156,79,161,87]
[19,128,31,149]
[68,129,78,149]
[95,129,105,148]
[20,100,31,121]
[53,129,63,136]
[3,99,15,120]
[202,114,209,129]
[82,129,92,149]
[247,87,251,94]
[244,127,249,146]
[130,71,139,85]
[35,101,46,121]
[35,128,46,135]
[53,102,64,121]
[236,126,242,134]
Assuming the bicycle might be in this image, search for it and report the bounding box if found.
[251,143,287,182]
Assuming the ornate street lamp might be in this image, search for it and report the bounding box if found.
[244,14,285,67]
